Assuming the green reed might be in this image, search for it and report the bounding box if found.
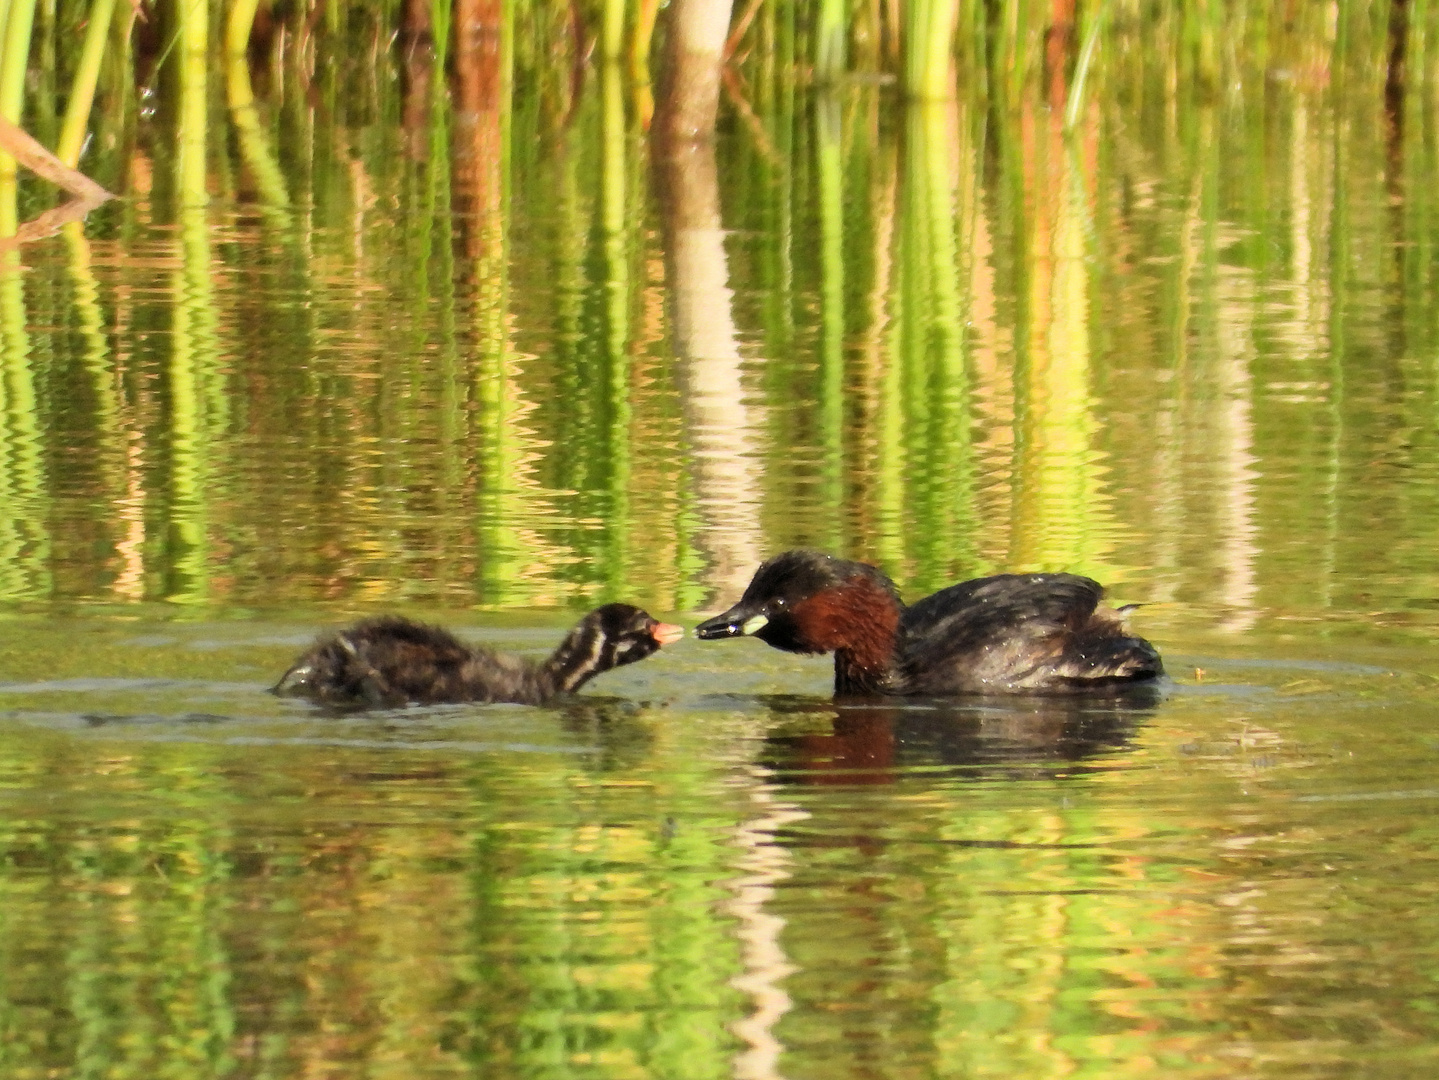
[903,0,960,98]
[55,0,114,166]
[9,0,1435,201]
[0,0,36,232]
[814,0,847,82]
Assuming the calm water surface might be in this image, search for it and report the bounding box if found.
[2,14,1439,1079]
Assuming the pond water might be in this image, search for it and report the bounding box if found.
[3,9,1439,1079]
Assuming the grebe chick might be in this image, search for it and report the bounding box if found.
[275,603,684,708]
[694,550,1162,696]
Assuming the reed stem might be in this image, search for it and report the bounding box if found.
[0,0,36,236]
[0,0,33,123]
[815,0,847,82]
[602,0,625,60]
[905,0,960,99]
[1063,0,1107,131]
[178,0,208,207]
[56,0,115,167]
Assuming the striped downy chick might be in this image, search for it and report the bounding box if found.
[275,604,683,708]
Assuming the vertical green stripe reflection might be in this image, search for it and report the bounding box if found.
[0,0,44,599]
[429,62,463,562]
[816,92,844,552]
[53,815,238,1076]
[472,3,517,606]
[868,130,904,574]
[601,61,631,596]
[64,221,129,599]
[897,99,974,591]
[0,0,42,598]
[462,764,743,1078]
[0,248,46,599]
[169,0,214,604]
[1011,131,1105,575]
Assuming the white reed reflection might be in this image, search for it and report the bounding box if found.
[725,766,806,1080]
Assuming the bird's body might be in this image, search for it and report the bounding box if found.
[695,550,1162,696]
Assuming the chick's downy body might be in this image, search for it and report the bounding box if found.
[276,604,683,708]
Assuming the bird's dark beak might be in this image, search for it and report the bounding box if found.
[694,606,768,640]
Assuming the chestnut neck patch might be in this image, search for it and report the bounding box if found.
[790,574,902,691]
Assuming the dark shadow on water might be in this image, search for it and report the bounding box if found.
[757,683,1164,785]
[82,711,235,726]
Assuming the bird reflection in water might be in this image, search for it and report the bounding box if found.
[553,699,660,774]
[759,685,1162,786]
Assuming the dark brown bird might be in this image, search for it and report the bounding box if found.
[275,603,684,708]
[694,550,1162,696]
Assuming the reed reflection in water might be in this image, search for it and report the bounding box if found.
[0,3,1436,1078]
[0,3,1431,622]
